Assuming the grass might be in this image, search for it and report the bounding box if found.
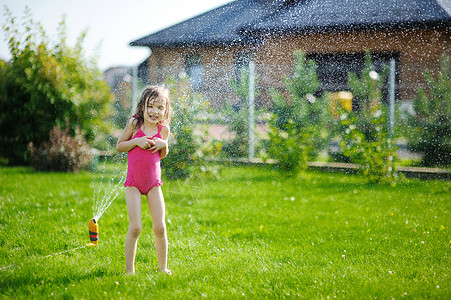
[0,164,450,299]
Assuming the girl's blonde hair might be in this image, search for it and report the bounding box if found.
[133,85,172,127]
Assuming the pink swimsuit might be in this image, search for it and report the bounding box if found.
[124,125,163,195]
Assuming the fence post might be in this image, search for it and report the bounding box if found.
[132,65,138,112]
[388,58,396,137]
[248,60,255,160]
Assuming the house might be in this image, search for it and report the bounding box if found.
[130,0,451,109]
[103,62,150,107]
[103,66,133,110]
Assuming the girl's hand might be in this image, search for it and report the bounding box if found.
[135,136,155,150]
[148,137,167,153]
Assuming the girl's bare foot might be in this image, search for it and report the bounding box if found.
[124,270,135,275]
[160,268,172,275]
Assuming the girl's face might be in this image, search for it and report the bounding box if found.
[144,98,166,125]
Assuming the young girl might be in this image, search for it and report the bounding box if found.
[116,86,172,275]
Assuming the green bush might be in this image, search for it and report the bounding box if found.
[406,54,451,167]
[192,132,223,179]
[0,7,114,165]
[339,111,398,184]
[28,125,93,172]
[221,103,249,159]
[267,51,330,172]
[339,53,399,184]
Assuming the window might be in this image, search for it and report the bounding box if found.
[185,54,203,91]
[307,51,400,108]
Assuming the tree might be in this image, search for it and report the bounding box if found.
[339,52,399,184]
[406,54,451,167]
[0,7,114,165]
[267,51,330,172]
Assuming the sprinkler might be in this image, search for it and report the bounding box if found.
[86,218,98,247]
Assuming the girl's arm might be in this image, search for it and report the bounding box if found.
[116,118,155,152]
[150,125,170,159]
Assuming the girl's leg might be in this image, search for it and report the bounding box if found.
[146,186,170,274]
[125,186,142,274]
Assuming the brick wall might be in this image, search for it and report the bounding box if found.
[145,27,450,108]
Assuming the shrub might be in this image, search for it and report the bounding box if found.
[339,53,399,184]
[267,51,331,172]
[339,111,398,184]
[406,54,451,167]
[221,103,249,159]
[192,132,223,179]
[0,7,114,165]
[28,125,94,172]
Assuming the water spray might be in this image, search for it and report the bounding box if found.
[86,218,98,247]
[87,155,126,248]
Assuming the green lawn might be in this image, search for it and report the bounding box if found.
[0,165,450,299]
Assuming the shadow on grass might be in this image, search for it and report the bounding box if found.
[0,166,34,175]
[0,265,116,292]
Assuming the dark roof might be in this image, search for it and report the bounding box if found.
[130,0,451,48]
[130,0,275,47]
[242,0,451,34]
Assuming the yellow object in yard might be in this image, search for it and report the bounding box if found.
[329,91,353,119]
[86,218,98,247]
